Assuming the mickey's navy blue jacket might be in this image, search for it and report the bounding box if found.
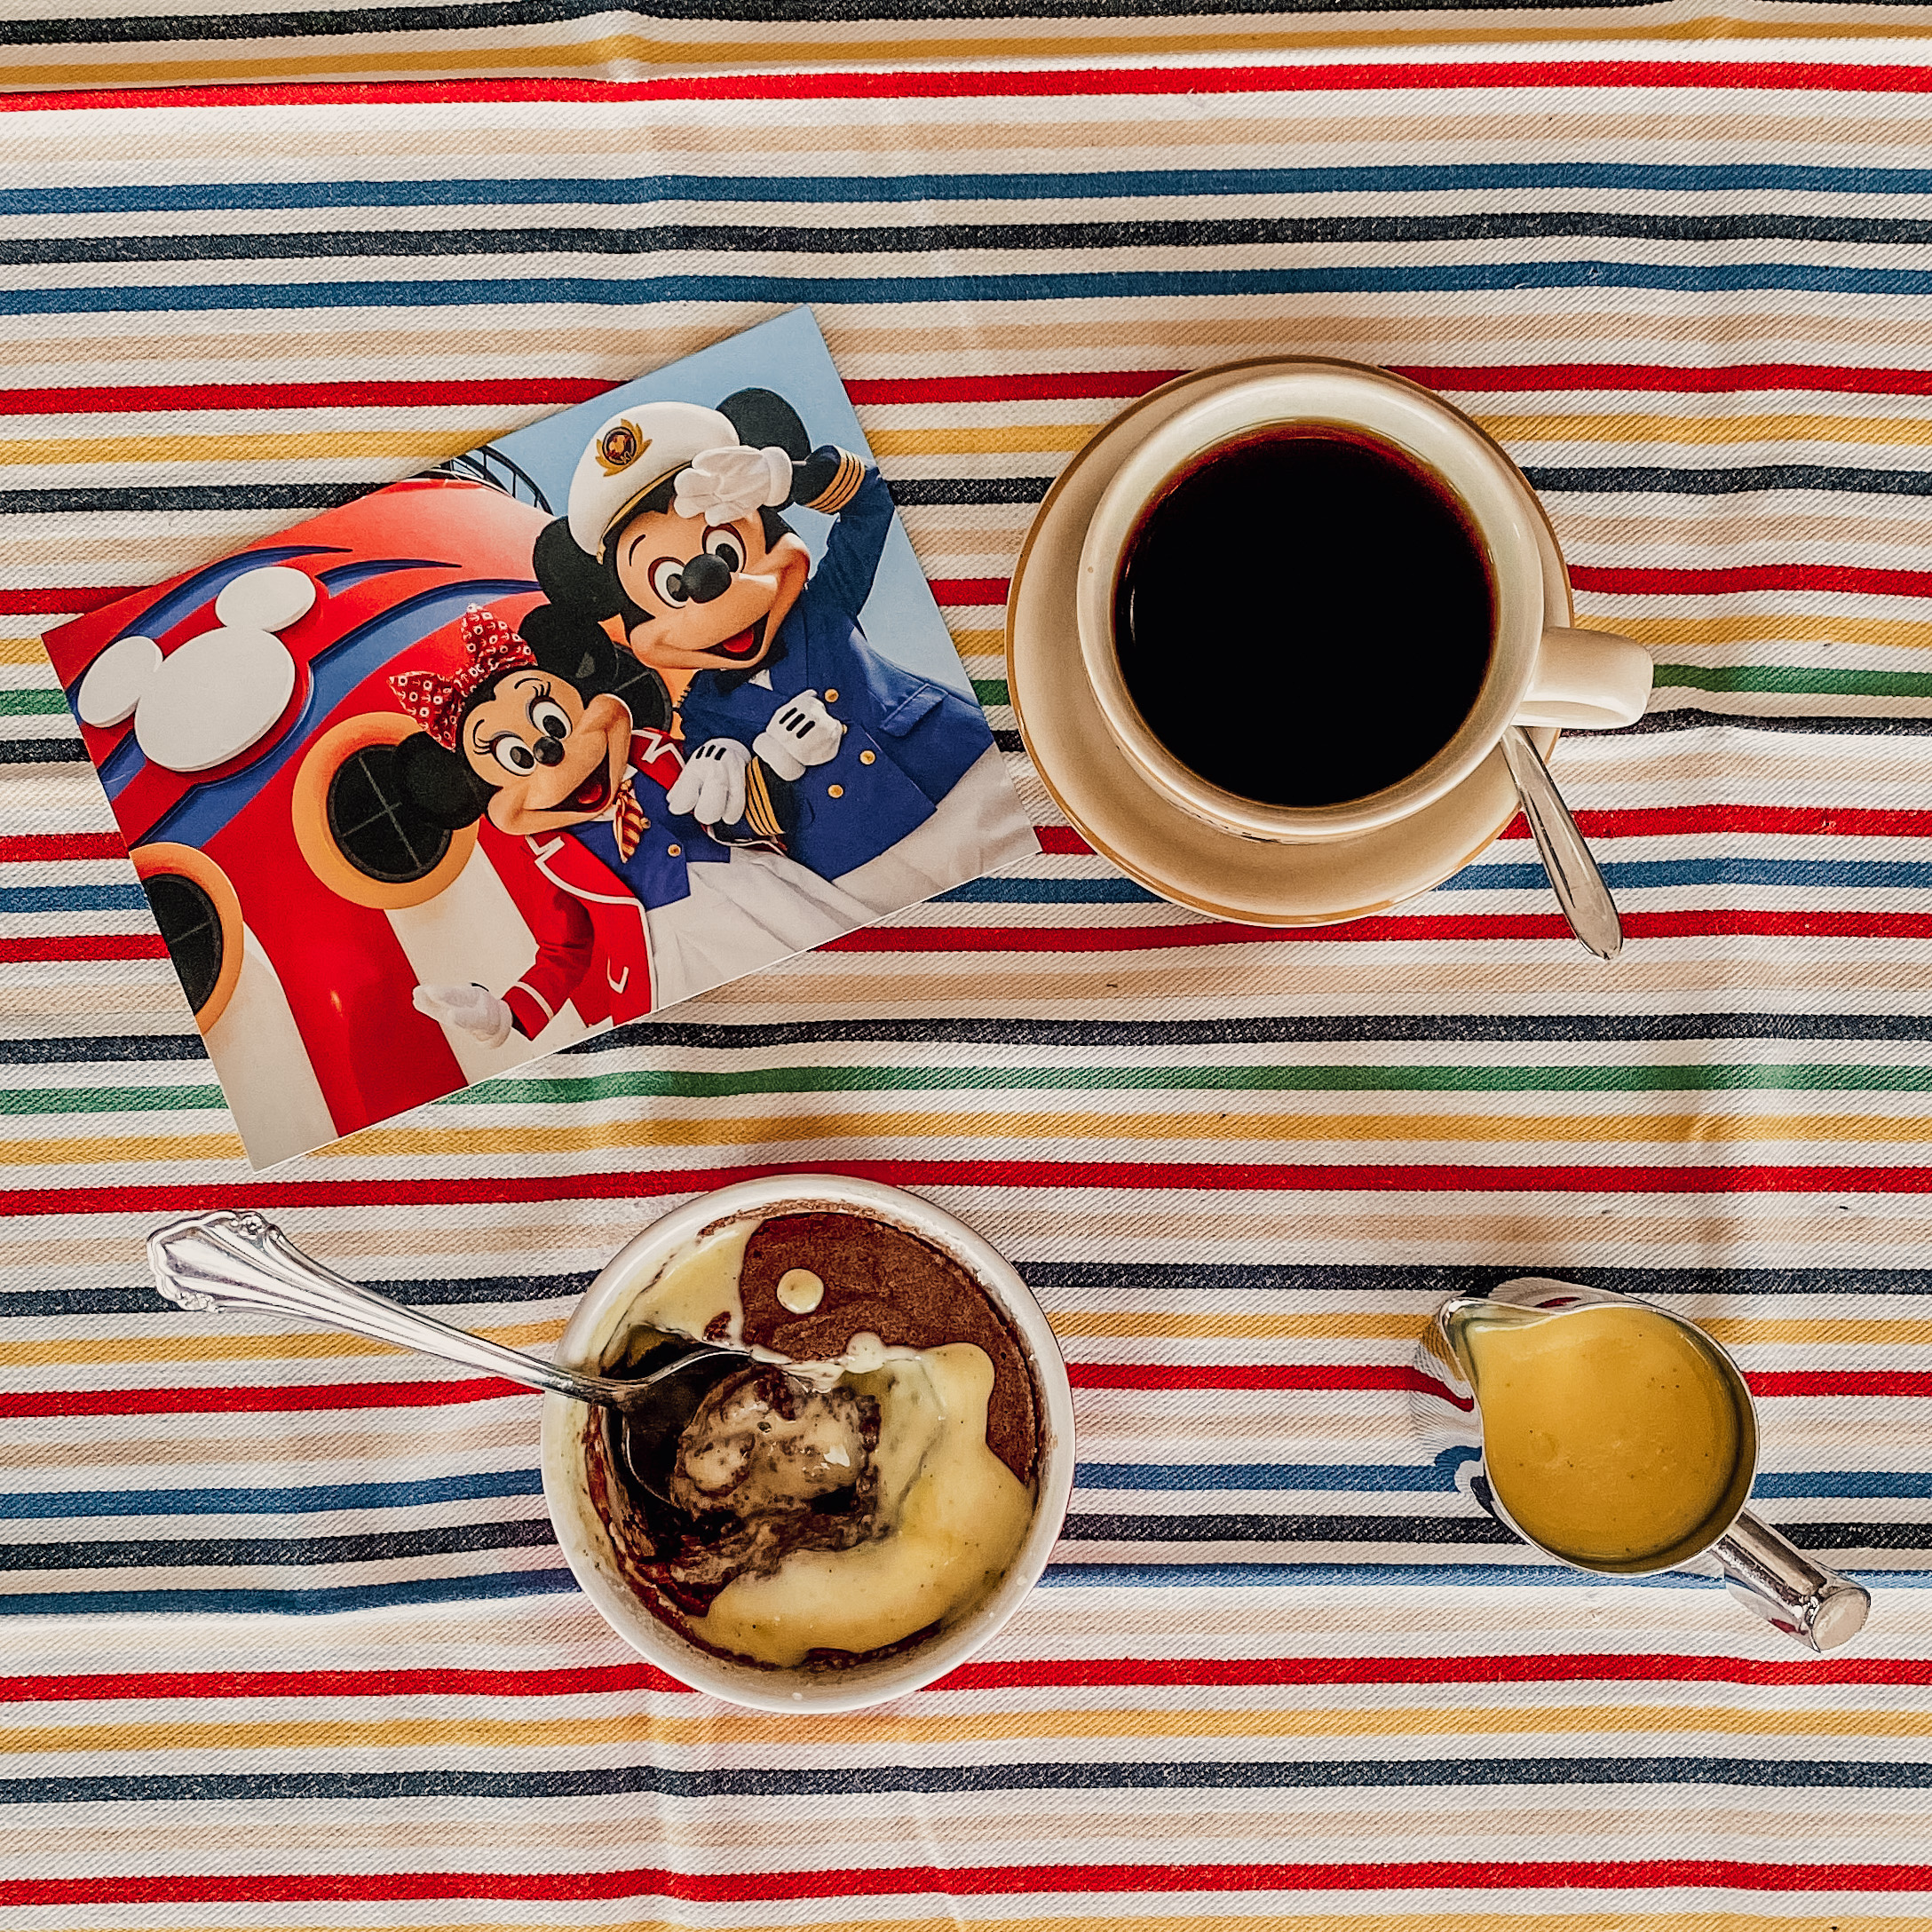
[674,462,994,882]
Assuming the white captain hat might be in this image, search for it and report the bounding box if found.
[565,400,740,558]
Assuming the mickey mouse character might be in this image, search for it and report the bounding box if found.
[392,606,865,1047]
[529,388,1033,913]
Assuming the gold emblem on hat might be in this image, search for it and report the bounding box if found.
[595,420,648,477]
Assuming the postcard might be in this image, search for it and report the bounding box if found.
[40,308,1038,1166]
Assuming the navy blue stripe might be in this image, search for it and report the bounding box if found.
[1022,1259,1932,1295]
[1531,464,1932,499]
[12,213,1931,270]
[0,1467,544,1522]
[9,162,1932,219]
[13,1014,1932,1066]
[0,885,146,914]
[0,739,83,765]
[1,1755,1925,1807]
[0,1272,589,1320]
[15,261,1932,320]
[0,1517,555,1572]
[1081,1461,1467,1493]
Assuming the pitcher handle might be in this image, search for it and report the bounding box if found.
[1711,1508,1871,1652]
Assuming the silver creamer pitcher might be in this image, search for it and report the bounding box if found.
[1412,1278,1871,1653]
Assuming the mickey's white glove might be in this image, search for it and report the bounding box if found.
[413,982,514,1048]
[752,691,846,782]
[673,444,792,525]
[666,736,751,825]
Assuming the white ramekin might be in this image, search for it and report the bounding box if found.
[539,1173,1076,1712]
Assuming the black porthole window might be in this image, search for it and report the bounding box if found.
[142,872,225,1015]
[327,742,450,883]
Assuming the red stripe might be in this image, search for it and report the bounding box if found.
[6,60,1932,116]
[1033,826,1094,854]
[0,934,166,963]
[0,378,614,418]
[846,371,1182,405]
[5,1857,1925,1906]
[0,833,126,862]
[7,1160,1932,1223]
[1073,1362,1932,1399]
[827,910,1932,950]
[14,1649,1928,1705]
[0,585,134,617]
[930,577,1010,606]
[1070,1362,1443,1394]
[1399,361,1932,397]
[0,1377,526,1420]
[1497,804,1932,841]
[1572,562,1932,599]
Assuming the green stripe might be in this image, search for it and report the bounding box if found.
[18,1062,1932,1120]
[1654,662,1932,699]
[0,1084,226,1116]
[439,1061,1932,1106]
[972,677,1010,707]
[0,689,69,717]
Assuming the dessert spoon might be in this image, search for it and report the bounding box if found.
[146,1208,740,1497]
[1500,724,1623,962]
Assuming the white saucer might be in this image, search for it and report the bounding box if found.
[1006,360,1567,927]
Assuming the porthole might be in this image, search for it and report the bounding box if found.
[130,841,244,1034]
[291,711,476,911]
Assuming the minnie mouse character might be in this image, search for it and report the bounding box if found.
[392,606,865,1047]
[527,387,1033,912]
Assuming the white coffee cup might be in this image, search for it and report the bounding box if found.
[1073,359,1652,843]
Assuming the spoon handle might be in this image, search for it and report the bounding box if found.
[146,1208,622,1406]
[1500,724,1623,962]
[1713,1508,1873,1653]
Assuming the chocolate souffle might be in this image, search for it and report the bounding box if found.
[586,1208,1041,1671]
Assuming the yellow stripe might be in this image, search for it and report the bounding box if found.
[10,1310,1925,1370]
[0,430,496,466]
[0,1316,564,1369]
[1484,410,1932,448]
[867,410,1932,462]
[271,1107,1932,1162]
[1057,1310,1932,1348]
[0,636,52,663]
[1604,614,1932,649]
[11,12,1932,94]
[950,625,1004,653]
[12,1702,1932,1755]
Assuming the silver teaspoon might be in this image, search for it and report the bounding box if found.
[146,1208,740,1500]
[1500,724,1624,962]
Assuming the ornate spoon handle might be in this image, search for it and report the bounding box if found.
[146,1208,640,1408]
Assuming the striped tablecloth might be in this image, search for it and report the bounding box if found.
[6,28,1932,1928]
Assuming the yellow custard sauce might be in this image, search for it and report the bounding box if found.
[1461,1303,1753,1570]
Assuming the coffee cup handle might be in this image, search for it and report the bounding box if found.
[1516,626,1653,731]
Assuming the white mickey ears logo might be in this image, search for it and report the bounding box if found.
[76,566,320,774]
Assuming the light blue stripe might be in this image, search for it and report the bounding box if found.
[1041,1562,1910,1588]
[0,885,146,914]
[0,1566,578,1619]
[941,859,1932,905]
[0,1467,544,1521]
[12,261,1932,321]
[6,162,1932,218]
[1447,859,1932,893]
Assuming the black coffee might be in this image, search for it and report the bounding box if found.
[1112,429,1493,808]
